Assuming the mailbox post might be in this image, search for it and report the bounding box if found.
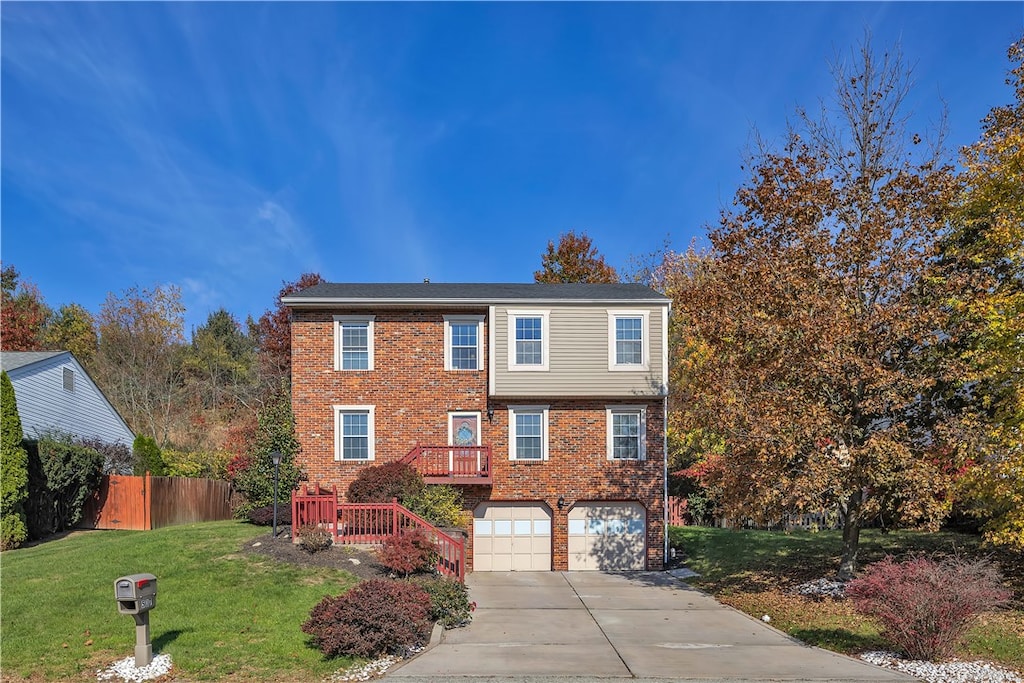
[114,573,158,667]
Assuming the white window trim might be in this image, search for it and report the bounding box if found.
[334,315,375,371]
[605,405,647,461]
[443,314,484,372]
[507,310,550,372]
[333,405,375,462]
[608,310,649,371]
[508,405,550,461]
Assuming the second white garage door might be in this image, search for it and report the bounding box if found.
[568,502,647,570]
[473,502,551,571]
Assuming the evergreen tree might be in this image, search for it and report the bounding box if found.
[0,371,29,549]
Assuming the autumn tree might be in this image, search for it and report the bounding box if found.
[948,36,1024,549]
[254,273,324,386]
[94,284,186,444]
[1,265,51,351]
[663,41,960,577]
[534,231,619,284]
[43,303,98,367]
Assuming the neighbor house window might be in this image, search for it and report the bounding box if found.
[444,315,483,371]
[507,311,549,371]
[334,315,375,371]
[62,368,74,392]
[608,311,649,370]
[334,405,375,461]
[606,405,646,460]
[509,406,549,461]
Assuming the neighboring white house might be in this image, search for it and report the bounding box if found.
[0,351,135,447]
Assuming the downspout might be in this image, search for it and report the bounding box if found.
[663,394,669,565]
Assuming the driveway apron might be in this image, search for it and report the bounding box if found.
[386,571,914,682]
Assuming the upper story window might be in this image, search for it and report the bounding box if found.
[334,405,375,461]
[509,405,549,461]
[334,315,375,371]
[62,368,74,392]
[444,315,483,371]
[508,310,549,371]
[606,405,646,460]
[608,311,649,371]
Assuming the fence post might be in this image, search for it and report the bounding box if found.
[143,471,152,531]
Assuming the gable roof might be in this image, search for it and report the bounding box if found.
[0,350,68,373]
[282,282,669,308]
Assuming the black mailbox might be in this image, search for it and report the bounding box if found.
[115,573,157,615]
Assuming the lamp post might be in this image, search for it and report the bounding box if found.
[270,450,282,538]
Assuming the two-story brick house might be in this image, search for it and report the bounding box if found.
[283,282,670,572]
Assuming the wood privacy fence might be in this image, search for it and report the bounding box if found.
[80,473,233,531]
[666,495,839,531]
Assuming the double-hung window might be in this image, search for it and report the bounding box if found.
[608,311,648,370]
[508,310,549,371]
[334,405,375,461]
[444,315,483,371]
[606,405,646,460]
[508,406,549,461]
[334,315,374,371]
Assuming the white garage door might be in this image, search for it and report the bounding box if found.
[473,502,551,571]
[568,502,646,570]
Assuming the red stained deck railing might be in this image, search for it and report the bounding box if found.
[291,484,465,581]
[400,445,492,484]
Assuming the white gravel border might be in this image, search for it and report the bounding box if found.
[861,650,1022,683]
[96,654,173,682]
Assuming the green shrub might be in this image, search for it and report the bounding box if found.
[230,389,303,516]
[302,579,432,658]
[246,504,293,526]
[79,437,132,475]
[297,525,333,554]
[346,461,423,504]
[25,434,104,538]
[414,575,475,628]
[847,555,1011,661]
[162,448,233,479]
[132,435,167,476]
[405,485,464,527]
[0,371,28,550]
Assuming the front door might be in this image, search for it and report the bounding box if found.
[449,412,480,476]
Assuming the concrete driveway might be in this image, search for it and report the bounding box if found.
[386,571,914,682]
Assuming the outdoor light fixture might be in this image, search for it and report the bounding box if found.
[487,408,495,422]
[557,496,566,511]
[270,451,282,538]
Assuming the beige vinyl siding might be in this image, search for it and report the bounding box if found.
[492,305,667,398]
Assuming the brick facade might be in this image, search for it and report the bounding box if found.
[291,306,665,571]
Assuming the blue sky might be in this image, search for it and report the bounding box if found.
[2,3,1022,334]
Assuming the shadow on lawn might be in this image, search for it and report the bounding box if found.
[153,629,188,651]
[791,627,884,653]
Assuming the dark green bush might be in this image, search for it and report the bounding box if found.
[0,371,28,550]
[302,579,431,658]
[132,435,167,476]
[414,575,475,628]
[230,388,303,516]
[25,434,104,538]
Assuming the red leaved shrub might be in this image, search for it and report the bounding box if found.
[378,526,438,576]
[346,461,424,504]
[301,579,432,658]
[846,555,1011,661]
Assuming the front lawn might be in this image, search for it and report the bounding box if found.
[670,525,1024,672]
[0,521,360,681]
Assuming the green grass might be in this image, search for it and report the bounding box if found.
[670,526,1024,672]
[0,521,360,681]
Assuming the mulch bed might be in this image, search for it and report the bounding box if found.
[241,525,390,581]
